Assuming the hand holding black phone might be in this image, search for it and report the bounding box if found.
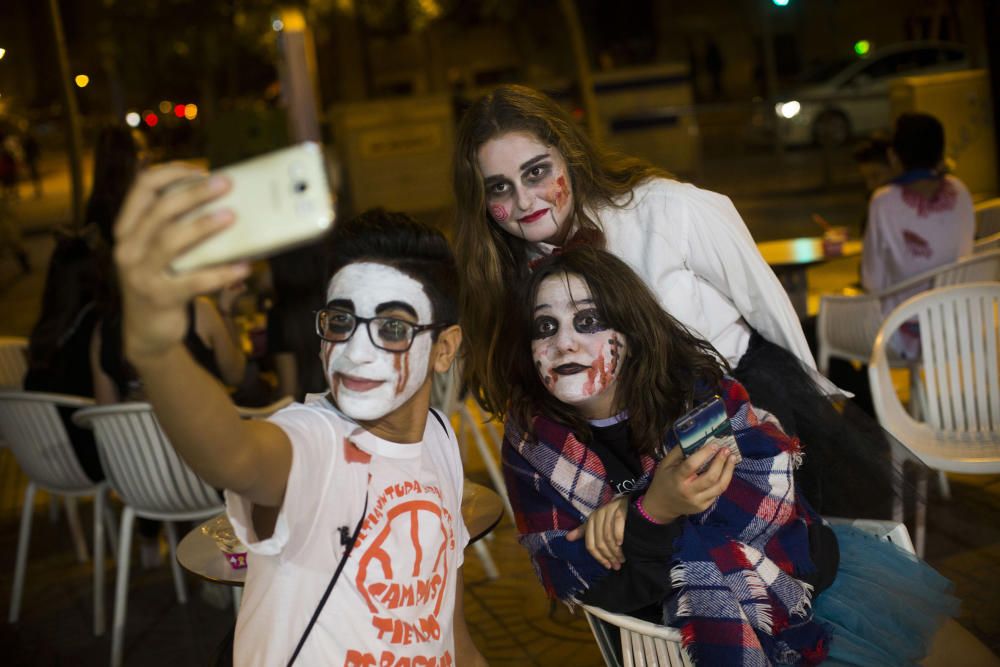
[672,396,742,472]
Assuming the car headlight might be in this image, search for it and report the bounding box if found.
[775,100,801,119]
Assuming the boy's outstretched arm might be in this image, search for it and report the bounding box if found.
[115,163,291,508]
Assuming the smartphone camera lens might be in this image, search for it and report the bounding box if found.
[294,181,309,194]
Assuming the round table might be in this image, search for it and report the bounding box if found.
[757,237,863,318]
[177,480,505,586]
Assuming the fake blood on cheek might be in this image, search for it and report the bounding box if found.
[393,350,410,395]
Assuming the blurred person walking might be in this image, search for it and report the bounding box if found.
[861,112,975,359]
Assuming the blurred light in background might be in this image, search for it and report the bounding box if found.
[772,0,790,6]
[74,74,90,88]
[0,48,6,60]
[174,103,186,118]
[125,112,140,128]
[159,100,173,114]
[775,100,801,119]
[143,111,158,127]
[854,40,871,56]
[272,18,284,31]
[184,104,198,120]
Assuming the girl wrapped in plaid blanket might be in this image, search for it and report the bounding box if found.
[501,246,957,666]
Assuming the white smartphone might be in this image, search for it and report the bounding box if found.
[170,142,334,273]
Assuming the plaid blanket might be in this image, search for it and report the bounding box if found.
[501,378,830,666]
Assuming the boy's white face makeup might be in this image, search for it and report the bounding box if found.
[531,273,626,419]
[321,262,434,422]
[476,131,574,245]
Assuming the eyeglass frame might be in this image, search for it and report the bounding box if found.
[313,307,452,353]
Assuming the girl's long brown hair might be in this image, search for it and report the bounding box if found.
[508,247,727,456]
[454,84,670,417]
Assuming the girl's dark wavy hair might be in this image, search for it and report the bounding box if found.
[508,246,728,455]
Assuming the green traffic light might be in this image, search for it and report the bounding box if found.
[854,40,871,56]
[773,0,790,5]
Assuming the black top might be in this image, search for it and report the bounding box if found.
[100,302,221,399]
[24,303,103,482]
[578,417,839,621]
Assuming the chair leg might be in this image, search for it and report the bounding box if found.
[891,446,905,525]
[471,540,499,580]
[915,472,928,558]
[103,505,118,558]
[8,482,37,623]
[937,470,952,501]
[65,497,89,563]
[164,521,188,604]
[460,404,515,524]
[93,490,106,636]
[111,507,136,667]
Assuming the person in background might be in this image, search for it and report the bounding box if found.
[21,124,42,198]
[266,243,328,401]
[112,164,485,665]
[861,112,975,359]
[504,246,957,666]
[23,231,103,482]
[0,131,29,273]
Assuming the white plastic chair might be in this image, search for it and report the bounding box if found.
[0,390,116,636]
[74,402,226,667]
[975,198,1000,238]
[0,337,28,388]
[817,250,1000,416]
[868,283,1000,558]
[582,519,915,667]
[973,231,1000,254]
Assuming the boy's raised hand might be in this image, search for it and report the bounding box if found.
[114,163,250,365]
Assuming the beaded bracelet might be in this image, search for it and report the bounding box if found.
[634,494,667,525]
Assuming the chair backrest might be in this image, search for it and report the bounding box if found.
[870,283,1000,437]
[73,402,222,518]
[974,232,1000,254]
[929,249,1000,288]
[0,391,97,492]
[975,198,1000,238]
[0,337,29,388]
[582,519,914,667]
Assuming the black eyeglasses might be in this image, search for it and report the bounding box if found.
[314,308,449,352]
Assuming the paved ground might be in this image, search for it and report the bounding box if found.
[1,145,998,665]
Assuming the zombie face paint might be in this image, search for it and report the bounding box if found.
[531,273,625,419]
[322,263,434,421]
[477,131,574,245]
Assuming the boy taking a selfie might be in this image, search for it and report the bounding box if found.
[113,163,486,666]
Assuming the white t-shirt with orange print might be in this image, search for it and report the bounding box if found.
[226,395,469,667]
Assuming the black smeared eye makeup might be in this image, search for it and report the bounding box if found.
[531,308,609,340]
[573,308,608,334]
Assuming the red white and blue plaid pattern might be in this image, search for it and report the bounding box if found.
[502,378,830,666]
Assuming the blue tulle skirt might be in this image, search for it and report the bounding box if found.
[813,524,960,666]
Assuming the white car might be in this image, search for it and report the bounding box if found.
[770,42,968,146]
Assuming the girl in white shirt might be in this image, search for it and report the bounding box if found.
[453,84,896,518]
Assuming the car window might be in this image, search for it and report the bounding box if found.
[851,48,941,83]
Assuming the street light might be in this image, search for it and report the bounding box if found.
[0,48,6,60]
[74,74,89,88]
